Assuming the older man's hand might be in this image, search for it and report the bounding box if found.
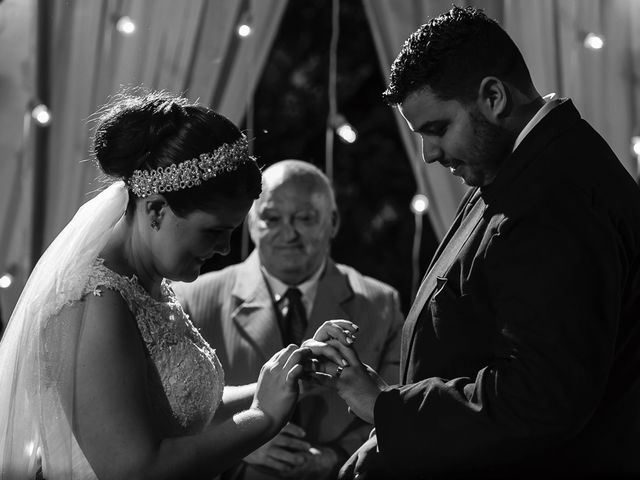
[244,424,341,480]
[244,423,310,475]
[290,445,340,480]
[338,434,382,480]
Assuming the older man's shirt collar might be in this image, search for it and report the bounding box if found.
[261,260,326,318]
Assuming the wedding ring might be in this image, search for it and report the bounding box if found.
[335,366,344,378]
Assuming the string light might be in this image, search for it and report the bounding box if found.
[31,104,51,126]
[410,193,430,299]
[325,0,340,180]
[0,272,14,289]
[336,122,357,144]
[333,114,357,144]
[116,16,136,35]
[631,136,640,157]
[238,24,252,37]
[410,194,429,215]
[631,136,640,181]
[583,32,604,50]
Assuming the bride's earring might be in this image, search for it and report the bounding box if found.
[151,219,160,231]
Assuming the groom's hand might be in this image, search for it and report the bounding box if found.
[301,338,387,424]
[331,360,386,424]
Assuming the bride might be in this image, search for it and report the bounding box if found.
[0,89,351,479]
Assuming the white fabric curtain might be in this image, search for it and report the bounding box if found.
[179,0,289,125]
[0,0,37,323]
[2,0,640,319]
[363,0,640,239]
[42,0,288,247]
[0,0,288,318]
[503,0,639,176]
[362,0,470,240]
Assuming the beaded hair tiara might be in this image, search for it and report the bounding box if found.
[128,135,254,198]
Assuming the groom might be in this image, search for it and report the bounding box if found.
[325,6,640,479]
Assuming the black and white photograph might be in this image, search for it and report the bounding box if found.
[0,1,639,479]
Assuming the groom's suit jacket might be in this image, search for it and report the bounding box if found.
[373,100,640,478]
[173,250,403,478]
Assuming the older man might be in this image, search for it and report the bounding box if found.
[173,160,403,480]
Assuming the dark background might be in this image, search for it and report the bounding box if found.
[205,0,438,314]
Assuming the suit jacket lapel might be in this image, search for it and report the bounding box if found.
[400,187,477,367]
[400,196,485,382]
[231,251,283,361]
[424,187,476,275]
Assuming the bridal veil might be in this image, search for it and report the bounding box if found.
[0,182,128,479]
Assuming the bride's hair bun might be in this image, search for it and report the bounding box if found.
[93,89,188,179]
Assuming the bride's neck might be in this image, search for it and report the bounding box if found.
[101,217,163,299]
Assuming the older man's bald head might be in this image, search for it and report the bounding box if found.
[258,160,337,212]
[248,160,339,285]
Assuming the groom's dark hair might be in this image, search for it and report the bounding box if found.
[383,5,535,105]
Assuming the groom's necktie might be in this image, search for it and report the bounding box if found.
[282,287,307,346]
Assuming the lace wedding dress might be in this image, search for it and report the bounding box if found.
[0,182,224,479]
[45,259,225,478]
[88,259,224,432]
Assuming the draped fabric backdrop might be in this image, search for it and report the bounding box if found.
[0,0,37,321]
[0,0,288,316]
[363,0,472,239]
[1,0,639,317]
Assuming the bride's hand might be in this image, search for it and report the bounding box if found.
[250,341,352,429]
[311,320,358,346]
[251,345,312,432]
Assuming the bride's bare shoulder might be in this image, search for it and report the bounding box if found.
[57,280,158,477]
[50,287,142,362]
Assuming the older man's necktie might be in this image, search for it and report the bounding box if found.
[281,287,314,428]
[282,287,307,346]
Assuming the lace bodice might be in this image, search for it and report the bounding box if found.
[84,259,224,435]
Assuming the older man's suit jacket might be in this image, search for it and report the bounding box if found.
[372,100,640,479]
[173,250,403,478]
